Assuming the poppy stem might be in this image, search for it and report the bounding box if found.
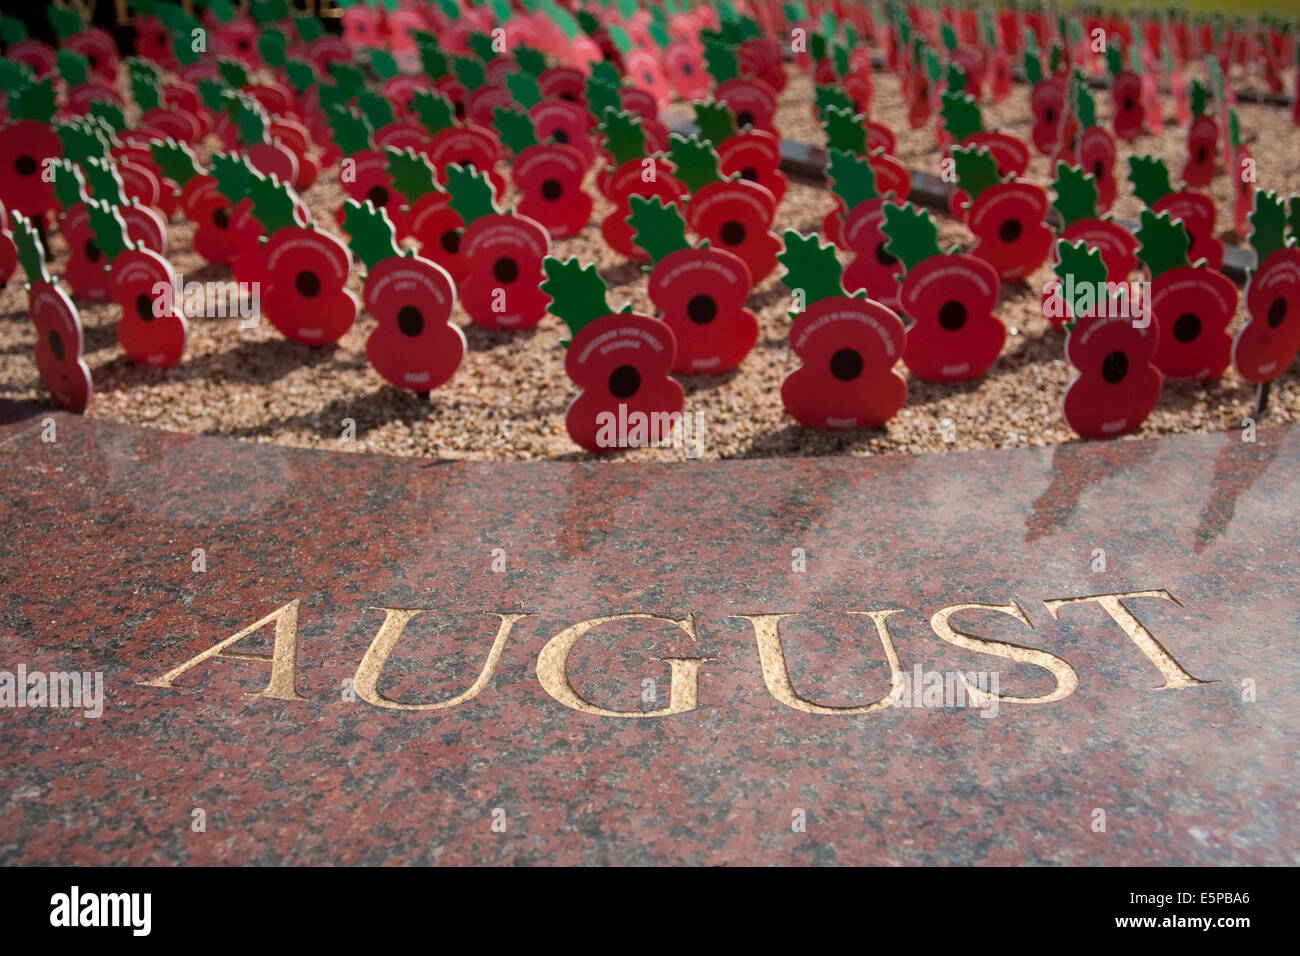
[1253,382,1271,419]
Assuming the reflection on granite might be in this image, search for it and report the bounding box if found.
[0,404,1296,865]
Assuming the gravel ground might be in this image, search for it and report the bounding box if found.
[2,61,1297,461]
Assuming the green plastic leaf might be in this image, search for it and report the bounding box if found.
[1229,108,1241,150]
[327,105,374,156]
[225,93,270,146]
[515,46,547,77]
[1189,78,1209,119]
[357,90,395,132]
[47,5,82,41]
[197,78,229,113]
[827,147,878,211]
[330,61,367,99]
[1052,162,1100,228]
[85,199,132,262]
[210,152,253,205]
[1054,240,1108,319]
[0,16,28,47]
[1289,196,1300,247]
[0,59,33,94]
[777,230,845,305]
[150,138,203,187]
[944,62,967,96]
[813,84,853,120]
[627,195,691,265]
[1023,31,1043,85]
[1106,41,1123,78]
[88,98,126,134]
[369,49,399,80]
[284,59,316,95]
[880,201,943,273]
[247,172,302,234]
[217,57,250,89]
[57,120,110,165]
[940,21,958,53]
[541,256,611,343]
[259,27,287,68]
[412,89,456,137]
[694,100,738,146]
[951,145,1003,200]
[1127,155,1174,207]
[924,47,942,85]
[667,134,722,194]
[417,34,449,78]
[494,106,537,155]
[703,36,738,84]
[468,32,496,64]
[506,71,543,110]
[1075,77,1096,129]
[385,147,440,202]
[444,164,500,225]
[822,105,867,155]
[832,43,849,80]
[131,71,161,111]
[590,61,620,90]
[252,0,289,22]
[453,55,487,93]
[600,109,646,169]
[11,211,49,284]
[50,159,86,210]
[586,78,622,125]
[82,157,125,206]
[1134,208,1192,279]
[15,78,56,124]
[1248,190,1290,266]
[939,91,982,142]
[56,50,89,89]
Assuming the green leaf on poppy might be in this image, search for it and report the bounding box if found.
[283,59,316,95]
[85,199,131,262]
[703,35,738,84]
[1248,190,1290,266]
[209,0,236,21]
[225,92,270,146]
[880,201,943,273]
[467,32,496,64]
[1052,162,1100,228]
[827,147,877,211]
[57,119,110,165]
[777,230,845,305]
[506,70,543,110]
[945,62,967,95]
[356,89,395,132]
[822,105,867,155]
[11,211,49,284]
[924,47,942,85]
[47,5,82,40]
[590,60,620,90]
[1105,41,1123,78]
[1127,154,1174,207]
[1023,31,1043,85]
[951,145,1003,200]
[832,43,849,80]
[515,46,547,77]
[252,0,289,22]
[197,77,228,113]
[444,164,500,225]
[327,104,374,156]
[411,89,455,137]
[210,152,253,205]
[1048,41,1065,76]
[1054,239,1108,319]
[813,84,853,119]
[586,78,622,126]
[576,9,599,37]
[0,16,28,46]
[453,55,487,93]
[1075,77,1097,129]
[217,57,250,89]
[0,59,33,95]
[369,48,399,80]
[541,256,610,344]
[694,100,738,146]
[87,98,126,135]
[939,90,982,142]
[131,71,162,112]
[56,49,89,89]
[1134,208,1191,279]
[295,12,323,41]
[1289,196,1300,246]
[50,159,86,210]
[494,106,537,155]
[627,195,690,265]
[607,24,633,56]
[809,31,827,64]
[1189,78,1209,119]
[1206,56,1225,102]
[417,35,449,78]
[150,138,202,187]
[15,78,56,124]
[81,157,125,206]
[667,133,722,193]
[330,61,367,99]
[1229,107,1241,150]
[384,147,440,202]
[258,26,287,68]
[940,21,958,52]
[600,108,646,169]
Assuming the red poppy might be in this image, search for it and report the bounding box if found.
[601,160,687,261]
[245,82,295,119]
[899,254,1005,381]
[339,149,404,237]
[538,68,586,105]
[0,120,61,219]
[1150,266,1237,380]
[6,41,56,78]
[967,181,1054,282]
[823,153,911,246]
[565,312,684,454]
[1141,73,1164,137]
[624,49,672,112]
[218,19,261,65]
[66,83,124,117]
[949,132,1030,222]
[427,125,506,202]
[842,200,904,310]
[716,78,778,134]
[363,255,466,393]
[406,193,468,282]
[990,48,1012,101]
[260,227,359,346]
[1111,71,1145,142]
[529,100,595,169]
[458,213,551,329]
[1233,246,1300,383]
[664,41,711,101]
[133,16,175,68]
[180,176,238,266]
[1183,116,1218,189]
[1078,126,1117,212]
[1029,78,1066,155]
[141,106,201,144]
[685,180,780,284]
[383,75,432,119]
[717,130,787,206]
[513,143,591,240]
[1153,190,1223,270]
[468,85,514,130]
[30,279,92,412]
[110,247,187,368]
[739,37,786,94]
[269,117,319,191]
[1062,308,1162,439]
[647,246,757,375]
[1059,219,1139,285]
[64,29,119,85]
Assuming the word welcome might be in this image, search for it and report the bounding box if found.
[138,589,1214,718]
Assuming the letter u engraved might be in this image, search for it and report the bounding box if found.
[353,609,529,711]
[732,611,907,714]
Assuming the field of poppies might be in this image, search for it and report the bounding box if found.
[1,1,1298,459]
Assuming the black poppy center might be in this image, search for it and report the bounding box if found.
[560,92,577,102]
[213,207,230,230]
[552,128,569,144]
[875,241,897,266]
[48,329,64,361]
[84,239,101,262]
[938,300,967,331]
[1093,160,1105,180]
[367,185,389,207]
[1173,312,1202,343]
[998,218,1022,243]
[493,256,519,284]
[829,348,864,381]
[397,305,423,337]
[136,293,155,321]
[608,364,640,398]
[1044,107,1055,124]
[1124,97,1135,112]
[295,270,321,297]
[15,155,37,177]
[740,166,758,181]
[720,220,746,246]
[453,101,466,119]
[1101,349,1128,384]
[541,178,563,200]
[1196,146,1207,165]
[440,229,461,254]
[737,109,755,127]
[687,294,717,324]
[1267,296,1287,329]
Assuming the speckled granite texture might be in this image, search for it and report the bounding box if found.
[0,401,1296,865]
